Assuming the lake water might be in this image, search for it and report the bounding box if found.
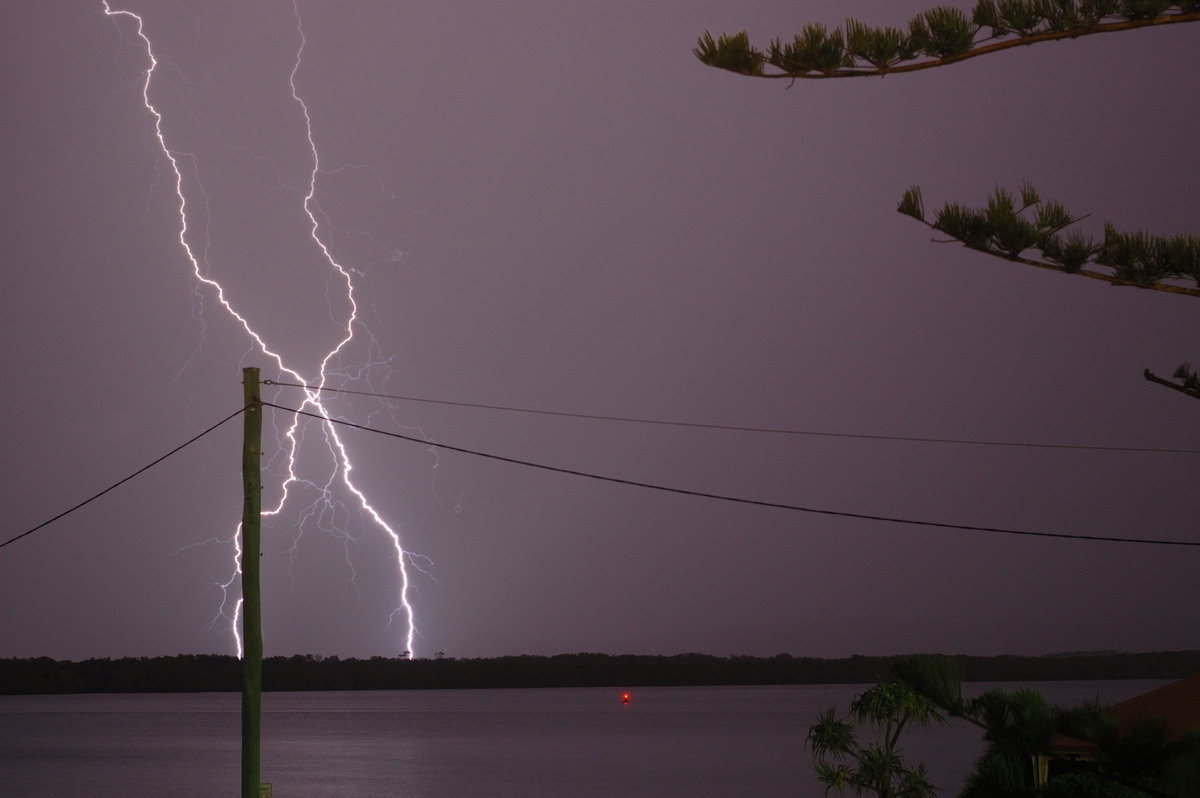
[0,680,1165,797]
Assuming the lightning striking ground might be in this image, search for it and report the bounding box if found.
[102,2,417,658]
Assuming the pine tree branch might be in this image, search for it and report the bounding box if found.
[914,220,1200,297]
[1144,369,1200,401]
[899,185,1200,298]
[696,9,1200,79]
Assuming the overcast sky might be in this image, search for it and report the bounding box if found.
[2,1,1197,662]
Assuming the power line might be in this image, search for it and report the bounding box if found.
[0,407,247,551]
[262,379,1200,455]
[261,401,1198,549]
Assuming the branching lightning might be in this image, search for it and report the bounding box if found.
[103,2,417,658]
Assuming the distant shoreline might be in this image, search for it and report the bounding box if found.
[4,650,1198,695]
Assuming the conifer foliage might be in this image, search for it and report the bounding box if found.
[695,2,1200,400]
[897,184,1200,298]
[694,2,1200,78]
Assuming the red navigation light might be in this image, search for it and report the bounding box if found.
[622,693,630,704]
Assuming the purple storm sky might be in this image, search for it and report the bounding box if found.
[2,1,1197,662]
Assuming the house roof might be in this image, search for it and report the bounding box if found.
[1106,672,1200,741]
[1048,672,1200,755]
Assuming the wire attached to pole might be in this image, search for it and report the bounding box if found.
[0,407,247,551]
[262,401,1198,549]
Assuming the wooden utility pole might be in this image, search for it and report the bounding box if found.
[241,367,263,798]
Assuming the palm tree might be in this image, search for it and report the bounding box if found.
[807,679,944,798]
[890,654,1200,797]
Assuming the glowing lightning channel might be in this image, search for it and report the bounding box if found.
[102,2,417,658]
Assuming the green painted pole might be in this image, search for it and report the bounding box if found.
[241,368,263,798]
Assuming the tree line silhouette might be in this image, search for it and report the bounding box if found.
[3,649,1198,695]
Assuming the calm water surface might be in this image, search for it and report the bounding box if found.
[0,681,1164,797]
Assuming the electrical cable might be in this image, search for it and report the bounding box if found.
[0,407,247,551]
[262,379,1200,455]
[261,401,1198,548]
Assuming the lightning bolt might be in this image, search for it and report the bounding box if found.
[102,2,418,658]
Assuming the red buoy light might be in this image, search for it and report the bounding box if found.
[622,693,630,704]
